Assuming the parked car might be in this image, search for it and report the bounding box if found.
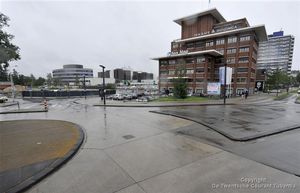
[113,94,124,100]
[124,94,133,100]
[136,97,149,102]
[0,94,8,103]
[106,94,114,100]
[145,96,154,101]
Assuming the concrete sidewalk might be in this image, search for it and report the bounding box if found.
[0,108,47,114]
[0,120,84,193]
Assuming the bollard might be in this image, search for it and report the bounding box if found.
[43,99,48,111]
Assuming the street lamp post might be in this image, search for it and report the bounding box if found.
[223,61,227,105]
[10,73,15,102]
[83,75,86,99]
[99,65,106,105]
[9,65,17,102]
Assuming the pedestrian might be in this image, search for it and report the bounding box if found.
[241,91,245,99]
[245,90,249,99]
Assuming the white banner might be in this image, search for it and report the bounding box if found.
[219,67,233,85]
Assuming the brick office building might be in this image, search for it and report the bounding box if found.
[153,8,267,95]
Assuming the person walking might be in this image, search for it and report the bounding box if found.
[245,90,249,99]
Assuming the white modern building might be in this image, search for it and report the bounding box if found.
[52,64,93,85]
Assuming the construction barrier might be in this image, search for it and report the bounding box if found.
[43,99,48,110]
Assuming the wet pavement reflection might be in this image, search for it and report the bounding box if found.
[154,95,300,141]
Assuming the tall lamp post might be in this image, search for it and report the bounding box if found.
[83,75,86,99]
[9,65,18,102]
[223,61,227,105]
[99,65,106,105]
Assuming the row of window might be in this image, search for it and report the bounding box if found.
[160,67,251,75]
[207,35,251,46]
[160,77,254,83]
[216,47,250,55]
[174,35,252,49]
[160,57,206,66]
[226,57,249,64]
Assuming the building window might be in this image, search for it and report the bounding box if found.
[216,38,225,45]
[169,70,175,75]
[228,36,237,43]
[205,41,214,47]
[226,57,236,64]
[237,78,247,82]
[196,68,205,73]
[238,57,249,63]
[196,79,204,83]
[239,47,250,53]
[227,48,236,54]
[160,60,168,66]
[240,35,251,41]
[195,41,205,48]
[186,43,194,49]
[169,60,176,65]
[160,79,168,83]
[237,68,248,73]
[196,57,205,64]
[160,71,168,75]
[172,43,179,49]
[186,69,194,74]
[186,58,194,64]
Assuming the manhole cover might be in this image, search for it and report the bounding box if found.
[122,135,135,140]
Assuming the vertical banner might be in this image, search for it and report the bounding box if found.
[219,67,233,85]
[207,82,221,95]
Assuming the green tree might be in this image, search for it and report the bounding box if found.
[296,73,300,84]
[173,65,187,99]
[46,73,53,86]
[22,75,33,86]
[0,13,20,81]
[53,78,61,87]
[34,77,46,86]
[265,69,290,96]
[105,83,116,89]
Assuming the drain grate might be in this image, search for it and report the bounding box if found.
[122,135,135,140]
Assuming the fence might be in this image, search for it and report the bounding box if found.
[22,89,116,98]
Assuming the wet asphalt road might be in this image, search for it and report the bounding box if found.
[153,95,300,141]
[1,95,300,193]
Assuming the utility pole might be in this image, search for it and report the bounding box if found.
[99,65,106,105]
[10,73,15,102]
[83,75,86,99]
[224,61,227,105]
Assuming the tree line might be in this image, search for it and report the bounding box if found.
[266,69,300,93]
[10,69,46,87]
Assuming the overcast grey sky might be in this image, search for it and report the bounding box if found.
[1,0,299,78]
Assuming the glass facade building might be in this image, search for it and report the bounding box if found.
[257,31,295,74]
